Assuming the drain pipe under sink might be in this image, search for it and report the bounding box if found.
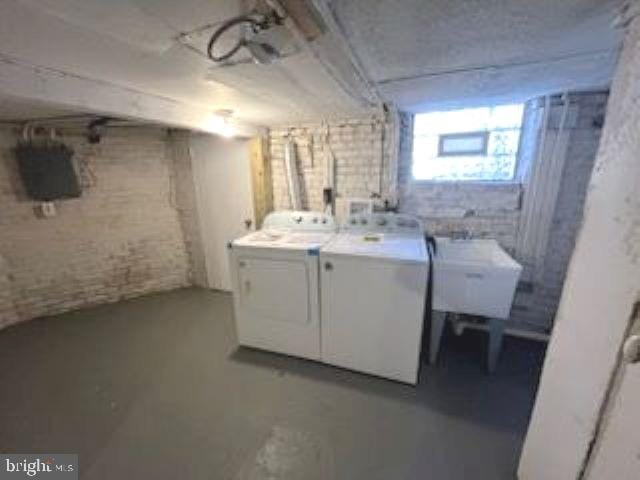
[450,315,550,343]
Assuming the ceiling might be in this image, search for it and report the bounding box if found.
[0,0,624,126]
[332,0,622,111]
[0,94,88,122]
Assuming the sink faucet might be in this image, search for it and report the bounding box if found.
[450,230,472,241]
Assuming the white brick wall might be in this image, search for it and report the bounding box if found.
[397,109,522,251]
[268,93,607,329]
[269,118,394,212]
[0,93,604,330]
[0,126,192,328]
[511,92,608,328]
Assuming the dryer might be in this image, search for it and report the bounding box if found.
[320,213,428,384]
[228,211,336,360]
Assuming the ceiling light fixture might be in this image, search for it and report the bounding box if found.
[206,110,235,138]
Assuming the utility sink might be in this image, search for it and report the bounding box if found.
[433,237,522,319]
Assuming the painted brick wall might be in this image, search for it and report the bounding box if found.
[511,92,608,328]
[269,113,523,249]
[397,94,607,329]
[397,111,523,252]
[269,118,394,213]
[0,127,192,328]
[268,92,607,329]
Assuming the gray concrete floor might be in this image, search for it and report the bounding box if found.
[0,287,545,479]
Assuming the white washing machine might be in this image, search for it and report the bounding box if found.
[228,211,336,360]
[320,213,429,384]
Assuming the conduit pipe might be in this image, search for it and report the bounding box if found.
[265,0,378,107]
[451,318,550,343]
[386,108,401,207]
[533,92,570,283]
[515,95,550,268]
[322,123,335,214]
[284,137,302,210]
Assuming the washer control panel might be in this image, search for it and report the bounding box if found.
[262,210,337,232]
[341,213,423,234]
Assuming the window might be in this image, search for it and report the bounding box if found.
[412,104,524,181]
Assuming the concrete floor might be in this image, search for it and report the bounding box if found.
[0,288,545,479]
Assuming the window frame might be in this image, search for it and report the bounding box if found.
[411,105,525,183]
[437,131,490,157]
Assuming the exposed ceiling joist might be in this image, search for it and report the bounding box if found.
[379,50,619,112]
[0,54,262,137]
[0,0,625,124]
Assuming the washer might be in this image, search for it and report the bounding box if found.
[228,210,336,360]
[320,213,428,384]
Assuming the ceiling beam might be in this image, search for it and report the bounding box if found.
[0,53,263,137]
[308,0,383,104]
[379,50,618,112]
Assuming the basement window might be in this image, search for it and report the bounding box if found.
[412,104,524,181]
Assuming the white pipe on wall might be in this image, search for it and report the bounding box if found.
[452,319,550,343]
[387,108,401,206]
[284,137,302,210]
[321,123,336,214]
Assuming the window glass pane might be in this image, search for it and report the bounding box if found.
[440,132,488,156]
[412,103,524,181]
[489,104,525,129]
[488,129,520,156]
[414,107,490,135]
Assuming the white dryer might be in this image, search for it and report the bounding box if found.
[228,211,336,360]
[320,213,428,384]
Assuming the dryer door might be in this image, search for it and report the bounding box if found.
[238,257,310,324]
[231,251,321,360]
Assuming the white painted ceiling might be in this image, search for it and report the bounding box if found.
[0,0,624,125]
[0,94,87,122]
[1,0,371,127]
[332,0,622,111]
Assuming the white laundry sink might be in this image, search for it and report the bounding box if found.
[433,238,522,319]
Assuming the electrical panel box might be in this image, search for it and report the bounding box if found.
[14,142,81,201]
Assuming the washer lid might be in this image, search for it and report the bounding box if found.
[322,233,427,263]
[233,230,335,250]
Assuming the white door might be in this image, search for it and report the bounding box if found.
[584,311,640,479]
[191,134,254,291]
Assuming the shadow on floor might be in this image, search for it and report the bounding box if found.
[0,287,545,480]
[229,323,546,432]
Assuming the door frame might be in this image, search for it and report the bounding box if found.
[580,302,640,478]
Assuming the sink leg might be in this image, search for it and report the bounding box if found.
[487,317,505,373]
[430,310,447,365]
